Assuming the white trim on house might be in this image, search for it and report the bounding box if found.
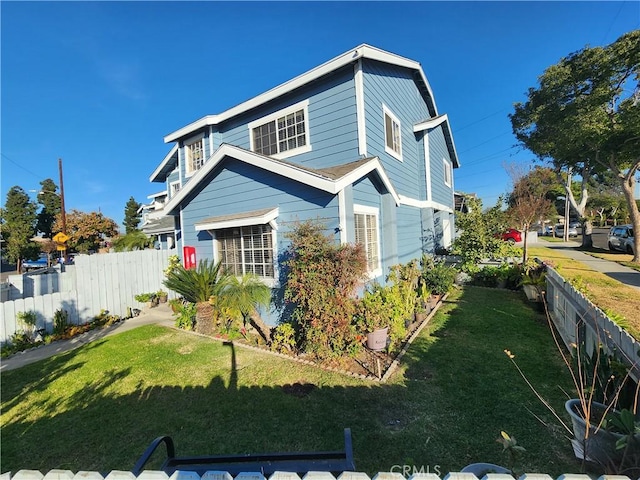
[149,144,179,183]
[397,195,454,213]
[413,114,460,168]
[338,190,347,245]
[383,104,403,162]
[443,158,452,188]
[354,59,367,156]
[209,126,214,159]
[159,144,401,216]
[424,133,431,202]
[353,204,382,279]
[247,100,311,159]
[195,208,279,231]
[147,190,167,200]
[164,44,438,143]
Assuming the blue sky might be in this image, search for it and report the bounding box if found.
[2,1,639,230]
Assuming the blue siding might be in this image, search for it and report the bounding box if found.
[362,59,431,200]
[217,66,360,169]
[428,126,454,208]
[396,205,422,264]
[180,157,340,266]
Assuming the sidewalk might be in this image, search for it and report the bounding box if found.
[0,304,175,372]
[542,240,640,290]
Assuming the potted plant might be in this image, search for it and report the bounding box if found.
[355,285,392,351]
[414,281,431,323]
[156,289,168,303]
[462,431,524,477]
[168,297,184,314]
[135,292,158,308]
[519,263,546,302]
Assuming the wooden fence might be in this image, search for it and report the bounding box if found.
[1,250,171,344]
[545,266,640,382]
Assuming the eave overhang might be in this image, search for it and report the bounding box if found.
[413,114,461,168]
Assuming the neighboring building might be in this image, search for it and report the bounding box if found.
[146,44,460,318]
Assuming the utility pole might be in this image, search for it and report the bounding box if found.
[58,158,67,235]
[564,168,572,242]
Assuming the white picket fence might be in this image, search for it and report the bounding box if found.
[0,250,171,344]
[545,266,640,382]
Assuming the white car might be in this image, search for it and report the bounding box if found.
[608,225,635,254]
[554,224,578,238]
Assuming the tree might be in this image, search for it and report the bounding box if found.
[510,30,640,261]
[36,178,61,238]
[111,231,154,251]
[219,274,272,343]
[505,163,554,264]
[1,186,40,271]
[123,196,142,234]
[54,210,119,253]
[451,195,513,272]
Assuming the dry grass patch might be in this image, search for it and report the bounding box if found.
[529,246,640,340]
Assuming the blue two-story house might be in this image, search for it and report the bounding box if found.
[144,44,460,303]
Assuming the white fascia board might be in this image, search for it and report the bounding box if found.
[164,44,437,143]
[147,190,168,200]
[413,114,448,132]
[149,144,179,182]
[195,208,279,232]
[413,114,461,169]
[398,195,454,213]
[334,157,401,206]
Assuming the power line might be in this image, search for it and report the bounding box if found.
[452,108,510,133]
[1,153,46,181]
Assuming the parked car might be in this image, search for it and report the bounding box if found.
[554,224,578,238]
[21,253,49,272]
[539,225,553,236]
[608,224,635,254]
[500,228,522,244]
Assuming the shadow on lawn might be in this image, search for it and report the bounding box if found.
[1,288,579,476]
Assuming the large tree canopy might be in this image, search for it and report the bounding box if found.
[54,210,119,253]
[1,186,40,270]
[510,30,640,260]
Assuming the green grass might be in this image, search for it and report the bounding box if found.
[1,287,580,476]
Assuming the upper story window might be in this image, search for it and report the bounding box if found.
[185,136,205,176]
[443,158,452,187]
[354,205,381,277]
[383,106,402,161]
[170,181,181,198]
[248,100,311,159]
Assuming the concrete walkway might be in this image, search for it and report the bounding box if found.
[543,240,640,290]
[0,303,175,372]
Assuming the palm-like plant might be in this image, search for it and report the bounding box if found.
[219,274,272,343]
[163,259,231,334]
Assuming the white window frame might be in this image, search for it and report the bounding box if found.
[354,204,382,279]
[215,224,276,283]
[443,158,452,187]
[169,181,181,198]
[383,105,402,162]
[248,99,311,160]
[184,134,206,177]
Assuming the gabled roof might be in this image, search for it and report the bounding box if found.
[413,114,461,168]
[150,144,179,183]
[164,44,438,143]
[141,216,175,235]
[159,144,400,216]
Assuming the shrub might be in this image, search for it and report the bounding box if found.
[271,323,297,353]
[283,221,368,360]
[163,259,230,304]
[53,309,70,335]
[174,302,196,331]
[420,255,457,295]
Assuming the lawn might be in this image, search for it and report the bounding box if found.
[1,287,580,476]
[528,246,640,339]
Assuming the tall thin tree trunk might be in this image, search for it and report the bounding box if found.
[195,301,215,335]
[248,309,272,344]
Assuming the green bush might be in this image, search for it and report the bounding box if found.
[174,302,196,331]
[271,323,297,353]
[53,309,70,335]
[284,221,368,360]
[420,255,457,295]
